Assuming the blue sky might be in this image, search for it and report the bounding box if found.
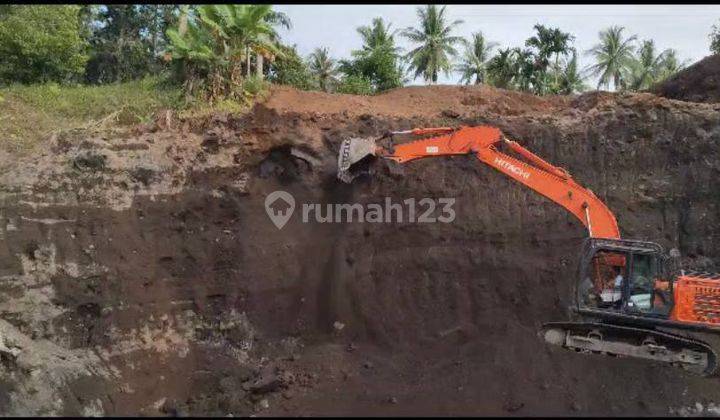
[274,5,720,87]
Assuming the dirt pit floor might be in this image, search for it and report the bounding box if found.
[0,79,719,416]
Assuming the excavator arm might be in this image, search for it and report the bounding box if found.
[338,125,620,240]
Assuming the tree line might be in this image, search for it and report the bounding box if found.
[0,4,717,100]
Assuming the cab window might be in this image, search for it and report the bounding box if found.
[580,250,627,310]
[627,253,655,311]
[626,253,671,316]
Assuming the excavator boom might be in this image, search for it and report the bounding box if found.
[338,125,620,239]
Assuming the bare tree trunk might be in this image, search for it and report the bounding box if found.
[246,47,251,77]
[184,75,195,102]
[614,73,620,92]
[256,53,264,79]
[230,61,242,93]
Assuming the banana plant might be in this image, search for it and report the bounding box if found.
[164,4,285,100]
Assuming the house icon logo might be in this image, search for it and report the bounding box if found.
[264,190,295,230]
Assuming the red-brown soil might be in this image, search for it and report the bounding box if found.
[0,82,719,416]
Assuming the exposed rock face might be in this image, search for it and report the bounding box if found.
[0,85,719,415]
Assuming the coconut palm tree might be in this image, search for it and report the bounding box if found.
[557,49,587,94]
[237,5,283,77]
[487,48,516,89]
[401,5,464,83]
[656,49,689,82]
[627,39,671,91]
[357,17,400,55]
[347,17,405,92]
[456,31,497,85]
[166,20,217,98]
[585,26,637,91]
[308,47,339,92]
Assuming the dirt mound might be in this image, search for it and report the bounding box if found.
[0,85,719,415]
[262,84,570,119]
[652,54,720,103]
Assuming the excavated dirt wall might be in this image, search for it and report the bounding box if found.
[653,54,720,104]
[0,85,719,415]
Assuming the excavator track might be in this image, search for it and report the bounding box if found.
[541,321,718,376]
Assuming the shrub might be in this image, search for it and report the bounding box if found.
[242,74,269,97]
[0,5,89,84]
[336,74,374,95]
[268,44,316,90]
[0,77,183,153]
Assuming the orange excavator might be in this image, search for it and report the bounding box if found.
[338,125,720,375]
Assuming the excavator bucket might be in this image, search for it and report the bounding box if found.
[337,137,377,183]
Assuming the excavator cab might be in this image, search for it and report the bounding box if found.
[545,237,718,376]
[576,238,672,319]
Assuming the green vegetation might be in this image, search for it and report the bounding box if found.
[585,26,688,91]
[483,25,578,94]
[0,77,183,152]
[0,5,89,83]
[83,5,179,84]
[656,50,688,81]
[484,49,512,89]
[710,21,720,55]
[0,4,700,98]
[165,4,284,101]
[456,32,497,85]
[402,5,464,83]
[339,18,405,92]
[336,74,374,95]
[557,50,587,94]
[585,26,637,91]
[308,47,340,93]
[0,4,707,153]
[267,44,315,90]
[628,40,671,90]
[525,24,574,94]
